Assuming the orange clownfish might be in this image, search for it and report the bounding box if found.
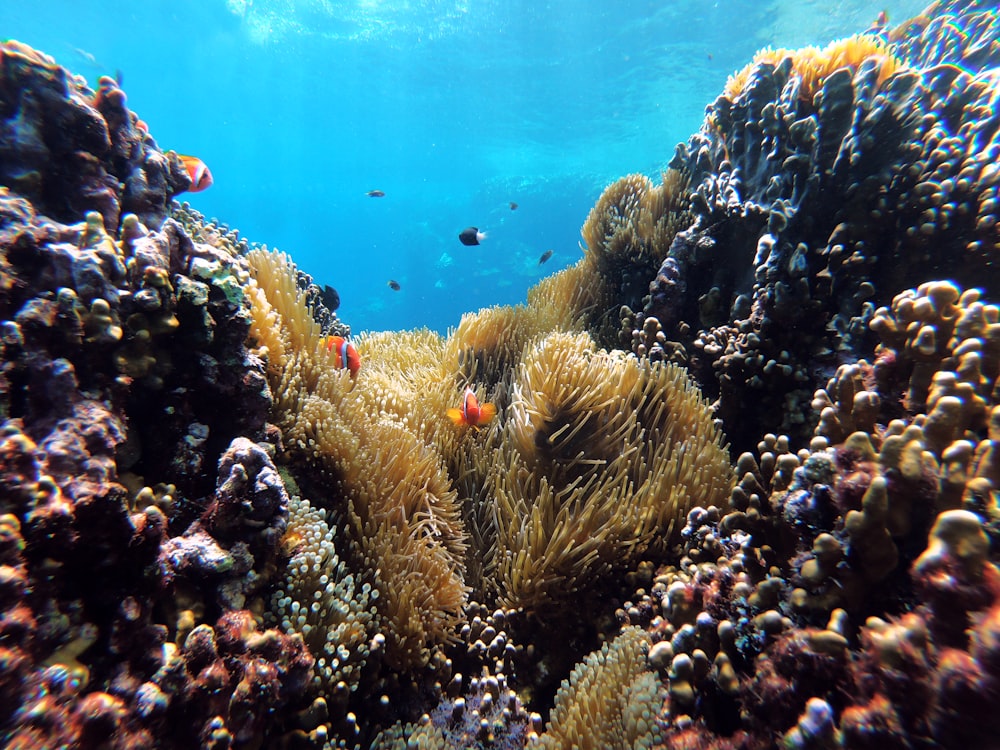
[325,335,361,377]
[447,387,496,428]
[178,154,213,193]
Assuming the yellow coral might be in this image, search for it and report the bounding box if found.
[724,34,907,102]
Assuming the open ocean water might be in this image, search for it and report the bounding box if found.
[2,0,928,333]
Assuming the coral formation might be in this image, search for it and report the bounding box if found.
[628,0,1000,453]
[0,41,187,230]
[2,1,1000,748]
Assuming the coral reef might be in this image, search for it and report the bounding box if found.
[628,0,1000,453]
[2,1,1000,748]
[0,42,188,231]
[0,40,312,747]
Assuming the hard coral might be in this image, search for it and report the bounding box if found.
[0,41,185,230]
[159,437,289,613]
[625,4,1000,453]
[723,35,906,103]
[4,4,1000,748]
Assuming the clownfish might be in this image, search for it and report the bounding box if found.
[447,387,496,428]
[325,335,361,377]
[178,154,213,193]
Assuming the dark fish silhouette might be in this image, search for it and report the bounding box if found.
[367,190,385,198]
[458,227,486,246]
[509,202,518,210]
[538,249,554,265]
[320,284,340,311]
[387,279,401,291]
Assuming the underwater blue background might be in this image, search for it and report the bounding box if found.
[2,0,926,334]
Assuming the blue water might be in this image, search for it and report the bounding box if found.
[2,0,927,334]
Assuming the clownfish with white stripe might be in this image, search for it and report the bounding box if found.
[178,154,214,193]
[324,335,361,377]
[447,387,496,428]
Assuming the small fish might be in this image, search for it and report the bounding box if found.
[447,387,497,428]
[367,189,385,198]
[320,284,340,311]
[387,279,401,291]
[458,227,487,246]
[324,335,361,377]
[509,202,518,210]
[538,249,554,265]
[178,154,213,192]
